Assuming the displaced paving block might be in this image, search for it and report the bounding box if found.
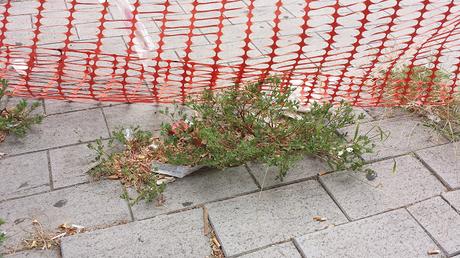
[206,180,348,256]
[4,249,59,258]
[320,155,445,220]
[103,103,180,133]
[130,166,258,220]
[247,156,328,188]
[0,181,130,252]
[0,151,50,201]
[0,109,109,155]
[340,116,448,161]
[408,197,460,256]
[60,209,210,258]
[443,190,460,211]
[295,209,442,258]
[239,242,302,258]
[416,142,460,189]
[49,142,98,189]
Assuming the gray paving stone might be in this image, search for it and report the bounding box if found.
[207,180,348,256]
[352,107,373,122]
[340,116,448,161]
[130,166,257,220]
[416,142,460,189]
[443,190,460,211]
[3,97,44,116]
[60,208,210,258]
[363,107,410,120]
[0,181,130,252]
[103,103,181,133]
[320,155,446,220]
[239,242,302,258]
[49,142,98,189]
[408,197,460,256]
[0,109,109,155]
[44,99,103,115]
[4,249,59,258]
[294,209,442,258]
[247,156,328,188]
[0,151,50,201]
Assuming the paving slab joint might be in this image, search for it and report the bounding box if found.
[317,177,352,222]
[413,152,454,191]
[405,207,449,257]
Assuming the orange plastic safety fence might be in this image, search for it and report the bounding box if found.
[0,0,459,106]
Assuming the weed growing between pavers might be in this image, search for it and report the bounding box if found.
[0,79,43,143]
[0,218,5,257]
[380,65,460,141]
[20,220,84,252]
[88,77,383,205]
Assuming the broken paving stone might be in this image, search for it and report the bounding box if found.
[294,209,442,258]
[60,209,210,258]
[319,155,446,220]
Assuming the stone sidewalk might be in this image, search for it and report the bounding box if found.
[0,97,459,258]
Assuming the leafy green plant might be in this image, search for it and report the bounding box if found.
[0,79,43,142]
[156,77,380,179]
[89,77,381,205]
[0,218,6,256]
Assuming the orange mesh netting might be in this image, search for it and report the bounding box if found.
[0,0,459,106]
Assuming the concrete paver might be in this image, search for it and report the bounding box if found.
[408,197,460,256]
[130,166,258,220]
[443,190,460,211]
[416,142,460,189]
[320,155,446,220]
[206,180,348,256]
[0,151,50,201]
[246,156,328,188]
[60,208,210,258]
[0,180,130,252]
[340,116,448,161]
[49,142,98,189]
[102,103,177,133]
[0,109,109,155]
[294,209,442,258]
[238,242,302,258]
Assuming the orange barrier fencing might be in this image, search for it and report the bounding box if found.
[0,0,459,106]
